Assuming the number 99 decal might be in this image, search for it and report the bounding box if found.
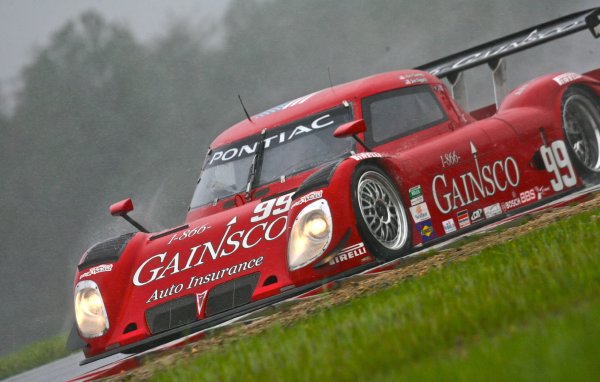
[250,193,293,222]
[540,140,577,192]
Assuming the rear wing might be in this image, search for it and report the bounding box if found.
[416,8,600,110]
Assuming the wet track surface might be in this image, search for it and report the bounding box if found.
[5,185,599,382]
[3,353,125,382]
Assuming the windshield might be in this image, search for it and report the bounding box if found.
[190,105,354,208]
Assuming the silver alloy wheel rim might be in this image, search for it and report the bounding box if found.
[563,93,600,172]
[357,171,408,250]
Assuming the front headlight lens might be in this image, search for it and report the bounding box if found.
[288,200,332,270]
[74,280,109,338]
[303,212,329,239]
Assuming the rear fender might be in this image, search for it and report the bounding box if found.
[501,72,600,112]
[497,72,600,141]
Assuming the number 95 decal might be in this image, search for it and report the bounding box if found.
[540,140,577,192]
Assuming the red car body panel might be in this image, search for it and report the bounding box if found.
[72,8,600,362]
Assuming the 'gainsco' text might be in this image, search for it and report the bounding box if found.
[433,154,520,213]
[133,217,285,286]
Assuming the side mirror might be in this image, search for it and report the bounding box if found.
[109,198,149,233]
[333,119,367,138]
[110,198,134,216]
[333,119,371,152]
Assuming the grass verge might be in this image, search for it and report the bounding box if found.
[150,208,600,381]
[395,300,600,381]
[0,334,71,380]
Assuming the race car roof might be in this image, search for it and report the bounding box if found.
[211,70,441,147]
[211,8,600,148]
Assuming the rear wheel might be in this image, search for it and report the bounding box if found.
[352,164,411,261]
[562,87,600,180]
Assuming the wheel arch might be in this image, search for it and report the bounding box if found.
[560,85,600,181]
[349,161,412,260]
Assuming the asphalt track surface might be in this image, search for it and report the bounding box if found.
[5,184,599,382]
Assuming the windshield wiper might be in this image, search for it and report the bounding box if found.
[245,128,267,201]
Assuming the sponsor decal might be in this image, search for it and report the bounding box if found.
[519,188,536,204]
[79,264,113,279]
[416,220,437,242]
[292,190,323,208]
[255,93,316,119]
[196,291,207,316]
[470,208,484,223]
[209,107,350,166]
[403,78,428,85]
[328,242,367,265]
[350,152,383,161]
[483,203,502,219]
[552,72,582,86]
[168,224,210,245]
[399,73,428,85]
[501,188,538,212]
[409,185,424,206]
[146,256,264,304]
[433,142,520,214]
[442,218,457,234]
[540,140,577,192]
[457,210,470,228]
[440,150,461,167]
[502,197,521,212]
[535,185,551,200]
[409,202,431,223]
[133,194,293,287]
[399,73,425,80]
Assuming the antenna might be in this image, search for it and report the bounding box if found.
[328,66,340,100]
[238,94,253,122]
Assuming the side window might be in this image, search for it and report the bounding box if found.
[362,85,447,146]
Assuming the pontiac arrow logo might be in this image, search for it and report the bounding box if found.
[196,291,208,315]
[470,141,478,155]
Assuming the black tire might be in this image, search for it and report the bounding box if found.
[351,163,411,261]
[562,86,600,183]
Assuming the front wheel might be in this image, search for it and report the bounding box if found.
[351,164,411,261]
[562,86,600,181]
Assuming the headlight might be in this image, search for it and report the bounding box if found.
[288,199,333,270]
[74,280,109,338]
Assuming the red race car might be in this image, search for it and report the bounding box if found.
[69,8,600,363]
